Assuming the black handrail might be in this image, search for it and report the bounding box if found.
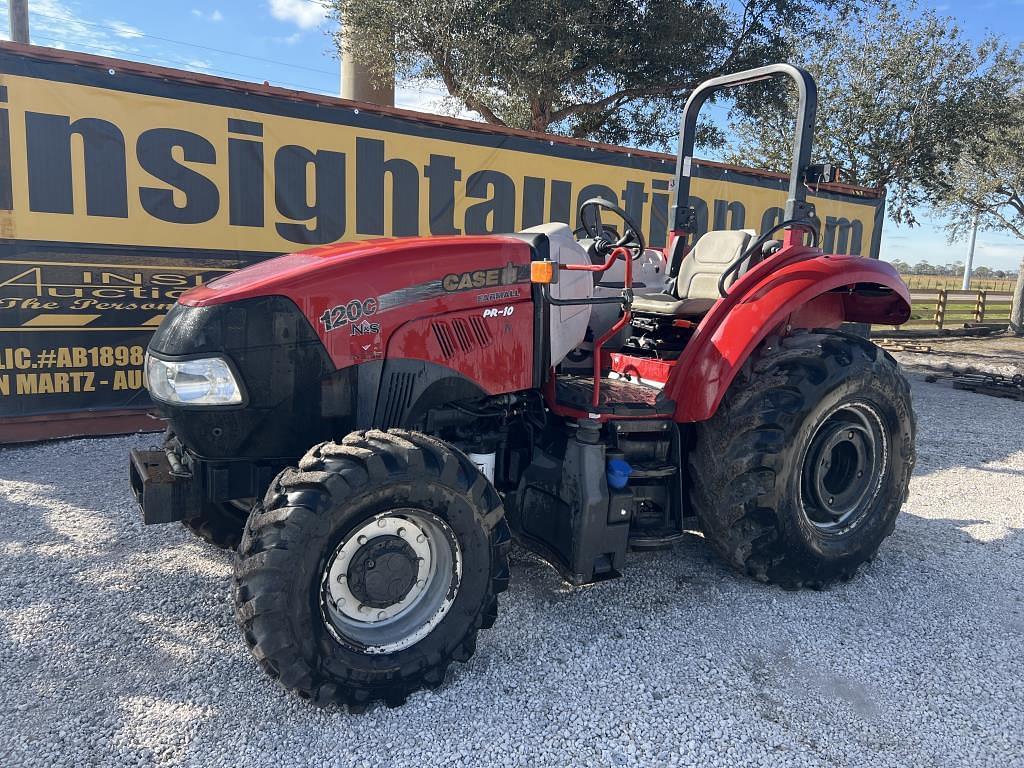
[541,287,626,307]
[669,63,818,237]
[716,218,820,298]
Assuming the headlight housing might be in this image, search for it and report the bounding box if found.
[145,354,244,406]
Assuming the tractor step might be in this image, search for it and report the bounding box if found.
[629,530,687,550]
[554,374,675,416]
[626,461,678,479]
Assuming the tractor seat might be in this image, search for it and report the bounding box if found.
[628,293,717,317]
[631,229,754,317]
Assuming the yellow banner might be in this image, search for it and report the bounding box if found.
[0,70,879,256]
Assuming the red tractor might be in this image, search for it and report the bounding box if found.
[130,64,915,709]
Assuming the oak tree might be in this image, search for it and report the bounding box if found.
[723,1,1021,225]
[329,0,855,147]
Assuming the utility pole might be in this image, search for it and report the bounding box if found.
[962,215,978,291]
[338,22,394,106]
[1011,255,1024,336]
[9,0,29,44]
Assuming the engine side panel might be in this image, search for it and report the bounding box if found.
[386,304,533,395]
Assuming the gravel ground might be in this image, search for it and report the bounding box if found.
[883,332,1024,378]
[1,375,1023,768]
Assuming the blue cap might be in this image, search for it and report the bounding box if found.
[606,458,633,490]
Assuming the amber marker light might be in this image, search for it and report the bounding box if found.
[531,260,557,284]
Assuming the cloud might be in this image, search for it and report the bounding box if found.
[191,8,224,22]
[975,241,1024,270]
[268,0,327,30]
[108,21,143,39]
[976,242,1022,258]
[184,59,214,74]
[21,0,144,58]
[15,0,226,78]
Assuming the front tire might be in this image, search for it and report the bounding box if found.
[233,429,510,709]
[689,331,915,588]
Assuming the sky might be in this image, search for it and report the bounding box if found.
[1,0,1022,271]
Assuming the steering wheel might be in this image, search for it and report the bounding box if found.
[578,197,646,257]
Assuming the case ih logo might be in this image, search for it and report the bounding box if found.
[442,262,521,292]
[319,297,380,335]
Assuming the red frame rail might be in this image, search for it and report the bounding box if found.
[559,247,634,407]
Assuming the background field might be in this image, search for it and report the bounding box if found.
[901,274,1018,292]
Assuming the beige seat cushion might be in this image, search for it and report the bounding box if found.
[675,230,753,300]
[629,293,715,317]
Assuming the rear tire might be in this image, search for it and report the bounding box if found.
[182,501,250,550]
[689,330,915,588]
[233,429,510,709]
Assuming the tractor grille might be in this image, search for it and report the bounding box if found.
[376,371,417,428]
[431,317,493,360]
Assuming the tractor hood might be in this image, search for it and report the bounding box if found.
[180,235,531,309]
[176,235,534,373]
[146,234,537,459]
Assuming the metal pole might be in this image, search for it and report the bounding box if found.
[9,0,29,44]
[962,214,978,290]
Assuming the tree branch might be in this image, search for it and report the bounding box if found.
[430,50,506,125]
[547,83,687,125]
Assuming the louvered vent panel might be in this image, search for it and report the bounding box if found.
[451,319,473,353]
[469,316,492,347]
[431,322,456,359]
[431,316,492,358]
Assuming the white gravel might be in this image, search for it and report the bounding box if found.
[1,374,1022,768]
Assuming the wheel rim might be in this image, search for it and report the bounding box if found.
[799,401,888,535]
[319,509,462,654]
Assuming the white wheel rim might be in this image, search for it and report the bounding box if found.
[320,509,462,654]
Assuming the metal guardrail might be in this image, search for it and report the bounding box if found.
[893,289,1015,330]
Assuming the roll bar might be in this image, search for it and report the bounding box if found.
[669,63,818,235]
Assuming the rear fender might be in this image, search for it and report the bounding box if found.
[666,249,910,422]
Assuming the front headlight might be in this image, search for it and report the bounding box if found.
[145,354,243,405]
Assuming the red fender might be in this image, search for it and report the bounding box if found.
[665,247,911,422]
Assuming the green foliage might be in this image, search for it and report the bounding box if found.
[931,89,1024,244]
[328,0,852,148]
[724,1,1022,226]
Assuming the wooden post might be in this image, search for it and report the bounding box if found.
[975,290,986,324]
[935,289,947,330]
